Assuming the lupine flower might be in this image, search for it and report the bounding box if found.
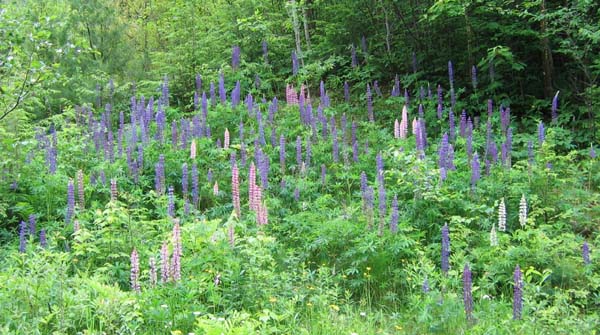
[404,88,410,106]
[295,136,302,167]
[130,248,140,292]
[441,223,450,274]
[471,65,477,89]
[213,181,219,196]
[400,105,408,139]
[394,119,400,139]
[171,121,178,149]
[232,45,241,69]
[498,198,507,232]
[77,170,85,209]
[367,84,374,122]
[390,195,398,233]
[223,128,230,150]
[195,73,202,92]
[155,155,165,195]
[160,241,170,283]
[210,82,216,106]
[422,277,430,293]
[463,264,473,321]
[249,162,257,210]
[448,60,455,89]
[149,257,157,287]
[438,133,449,172]
[182,163,189,199]
[519,195,527,227]
[257,201,269,225]
[513,265,523,320]
[350,44,357,67]
[321,164,326,185]
[279,135,286,173]
[110,178,118,201]
[171,222,182,282]
[360,35,367,54]
[28,214,36,237]
[590,144,596,159]
[232,162,241,218]
[39,229,47,248]
[471,153,480,190]
[364,186,375,230]
[332,125,339,163]
[490,225,498,247]
[583,242,591,265]
[189,162,198,208]
[73,220,80,233]
[66,179,75,224]
[19,220,26,253]
[262,40,269,63]
[528,140,534,165]
[538,122,545,145]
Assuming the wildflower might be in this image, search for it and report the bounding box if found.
[231,45,240,69]
[39,229,47,248]
[390,195,399,233]
[160,242,170,283]
[583,242,591,265]
[66,179,75,224]
[28,214,36,237]
[471,153,480,190]
[130,248,140,292]
[471,65,477,89]
[448,60,455,89]
[513,265,523,320]
[490,225,498,247]
[498,198,507,232]
[171,222,182,282]
[291,51,299,75]
[591,144,596,159]
[551,91,559,123]
[224,128,230,149]
[463,264,473,321]
[77,170,85,209]
[538,122,545,145]
[167,186,175,217]
[213,181,219,196]
[519,195,527,227]
[422,277,430,293]
[191,163,199,208]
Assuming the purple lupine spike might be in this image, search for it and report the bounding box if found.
[463,264,473,321]
[460,110,467,138]
[487,99,493,117]
[39,229,47,248]
[182,163,188,199]
[161,75,169,107]
[437,84,443,106]
[171,121,178,149]
[471,65,477,89]
[352,141,359,162]
[583,241,591,265]
[390,195,398,233]
[437,103,443,120]
[296,136,302,167]
[232,45,241,69]
[538,122,545,145]
[320,164,326,185]
[28,214,36,237]
[448,144,455,170]
[591,144,596,159]
[438,133,449,171]
[367,84,374,122]
[332,124,339,163]
[130,248,140,292]
[344,82,350,103]
[513,265,523,320]
[171,222,182,282]
[19,220,26,253]
[501,106,510,133]
[167,186,175,217]
[551,91,559,123]
[66,179,75,224]
[448,61,455,89]
[262,40,268,63]
[246,93,254,115]
[155,155,165,194]
[240,143,247,166]
[441,223,450,274]
[191,163,199,208]
[195,73,202,92]
[160,241,170,283]
[418,104,424,119]
[219,72,226,104]
[471,152,480,189]
[291,50,299,75]
[351,44,358,67]
[207,168,213,183]
[270,127,277,148]
[422,277,430,293]
[293,187,300,201]
[360,171,368,194]
[268,97,278,123]
[279,135,286,173]
[231,81,241,108]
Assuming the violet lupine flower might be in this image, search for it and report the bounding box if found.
[161,75,169,107]
[171,121,178,149]
[438,133,449,174]
[441,223,450,274]
[231,81,240,108]
[19,220,26,253]
[583,242,591,265]
[366,84,374,122]
[232,162,241,218]
[167,186,175,217]
[192,163,199,208]
[232,45,241,69]
[160,241,170,283]
[538,122,545,145]
[321,164,326,185]
[448,144,456,170]
[28,214,36,237]
[219,72,226,104]
[351,44,358,68]
[500,106,510,133]
[155,155,165,195]
[344,82,350,103]
[422,277,430,293]
[279,135,286,173]
[130,248,140,293]
[293,187,300,201]
[195,73,202,92]
[66,179,75,224]
[39,229,47,248]
[110,178,118,201]
[591,144,596,159]
[171,222,182,282]
[364,186,375,230]
[463,264,473,321]
[182,163,188,199]
[471,65,478,89]
[471,153,480,190]
[448,109,455,142]
[259,150,269,189]
[332,125,339,163]
[459,110,467,138]
[77,170,85,209]
[390,195,398,233]
[295,136,302,167]
[291,50,299,75]
[149,257,157,288]
[262,40,268,63]
[551,91,559,123]
[513,265,523,320]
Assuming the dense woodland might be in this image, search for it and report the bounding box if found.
[0,0,599,334]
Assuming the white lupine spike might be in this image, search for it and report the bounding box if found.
[394,119,400,139]
[490,225,498,247]
[498,197,507,232]
[519,194,527,227]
